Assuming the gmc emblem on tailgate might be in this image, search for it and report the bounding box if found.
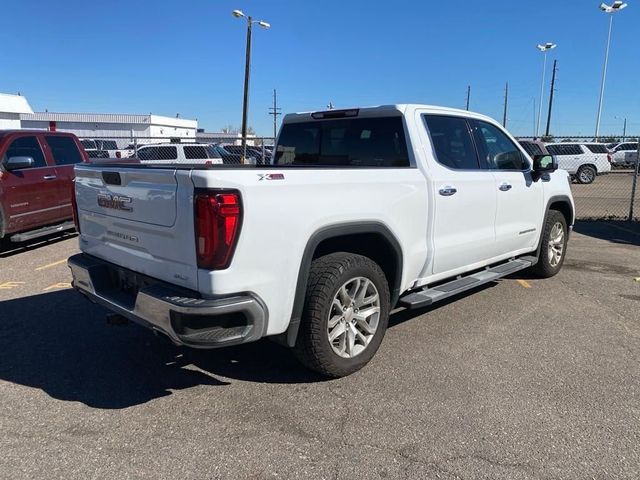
[97,193,133,212]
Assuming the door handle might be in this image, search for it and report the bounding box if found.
[43,175,57,180]
[439,186,457,196]
[498,183,512,191]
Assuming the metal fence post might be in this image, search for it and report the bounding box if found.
[629,137,640,222]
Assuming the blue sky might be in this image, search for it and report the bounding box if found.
[1,0,637,137]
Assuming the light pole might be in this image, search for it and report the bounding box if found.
[595,1,628,140]
[233,9,270,163]
[536,42,556,139]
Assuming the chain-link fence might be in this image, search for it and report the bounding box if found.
[516,136,639,221]
[79,136,276,165]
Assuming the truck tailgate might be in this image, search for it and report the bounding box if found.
[74,165,199,290]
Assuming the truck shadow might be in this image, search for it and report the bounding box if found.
[0,283,498,409]
[572,220,640,246]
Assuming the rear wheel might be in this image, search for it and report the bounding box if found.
[530,210,568,278]
[576,165,596,184]
[293,252,390,378]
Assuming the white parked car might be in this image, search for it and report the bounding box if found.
[69,104,574,377]
[136,143,223,164]
[610,142,638,167]
[545,143,611,184]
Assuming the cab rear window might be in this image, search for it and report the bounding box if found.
[275,117,410,167]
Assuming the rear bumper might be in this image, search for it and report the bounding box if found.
[68,253,268,348]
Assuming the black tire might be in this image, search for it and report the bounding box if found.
[576,165,596,184]
[293,252,390,378]
[530,210,568,278]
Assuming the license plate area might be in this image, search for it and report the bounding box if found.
[93,263,159,310]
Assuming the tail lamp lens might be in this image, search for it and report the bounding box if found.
[195,191,242,269]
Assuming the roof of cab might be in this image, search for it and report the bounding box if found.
[282,104,498,125]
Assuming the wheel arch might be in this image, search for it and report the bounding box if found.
[535,195,574,257]
[281,222,403,348]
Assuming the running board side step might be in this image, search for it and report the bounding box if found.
[10,221,75,243]
[399,256,537,309]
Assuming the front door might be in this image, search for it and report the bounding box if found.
[1,134,60,233]
[470,120,544,255]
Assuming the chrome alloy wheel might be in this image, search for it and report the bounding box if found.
[579,168,595,183]
[327,277,380,359]
[547,221,565,267]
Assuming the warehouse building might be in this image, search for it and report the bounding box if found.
[0,93,33,129]
[20,112,198,147]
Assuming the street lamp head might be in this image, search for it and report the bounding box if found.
[232,9,245,18]
[600,1,628,12]
[537,43,557,52]
[258,20,271,29]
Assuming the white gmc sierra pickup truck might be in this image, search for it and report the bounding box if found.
[68,105,575,377]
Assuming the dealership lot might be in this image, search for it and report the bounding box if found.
[0,222,639,479]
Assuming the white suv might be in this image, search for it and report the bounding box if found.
[545,143,611,184]
[610,142,638,167]
[136,143,223,164]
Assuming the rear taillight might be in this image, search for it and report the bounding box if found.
[607,153,612,164]
[195,191,242,270]
[71,180,80,233]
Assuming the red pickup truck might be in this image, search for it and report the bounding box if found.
[0,130,88,243]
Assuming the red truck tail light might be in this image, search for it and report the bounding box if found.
[71,180,80,233]
[195,191,242,270]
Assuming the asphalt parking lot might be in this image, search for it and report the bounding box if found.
[1,222,639,479]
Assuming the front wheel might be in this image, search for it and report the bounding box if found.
[293,252,390,378]
[530,210,568,278]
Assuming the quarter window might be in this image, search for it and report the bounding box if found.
[423,115,480,170]
[472,121,529,170]
[4,136,47,168]
[45,136,83,165]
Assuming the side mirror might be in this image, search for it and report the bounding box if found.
[533,154,557,172]
[5,156,35,171]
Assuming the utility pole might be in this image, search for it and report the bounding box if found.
[465,86,471,111]
[622,118,627,142]
[545,59,557,138]
[502,82,509,128]
[268,89,282,140]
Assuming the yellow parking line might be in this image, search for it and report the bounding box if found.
[0,281,25,290]
[35,259,67,271]
[516,279,532,289]
[43,282,71,291]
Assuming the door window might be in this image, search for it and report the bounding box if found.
[184,146,208,159]
[472,121,529,170]
[423,115,480,170]
[45,136,84,165]
[4,136,47,168]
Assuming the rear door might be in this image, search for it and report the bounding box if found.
[471,120,543,254]
[421,114,497,276]
[547,144,582,174]
[1,134,60,232]
[43,134,86,220]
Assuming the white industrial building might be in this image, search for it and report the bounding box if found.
[20,112,198,147]
[0,93,34,129]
